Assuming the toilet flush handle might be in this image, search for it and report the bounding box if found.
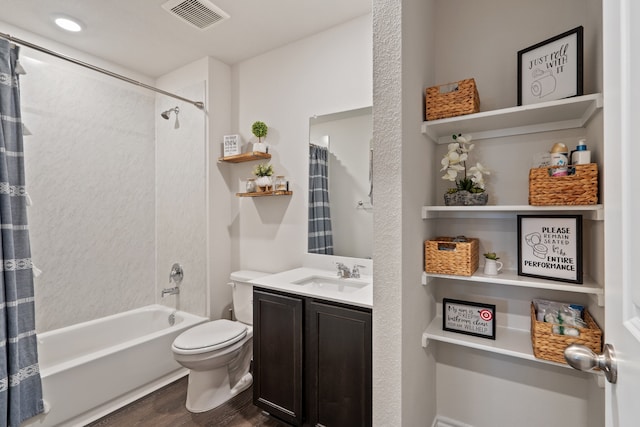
[228,281,235,289]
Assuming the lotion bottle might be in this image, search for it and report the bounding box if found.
[571,139,591,165]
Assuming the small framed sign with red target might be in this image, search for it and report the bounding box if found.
[443,298,496,340]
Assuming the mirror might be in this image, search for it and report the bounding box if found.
[308,106,373,259]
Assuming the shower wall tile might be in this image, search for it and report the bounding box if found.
[155,82,207,318]
[21,53,156,332]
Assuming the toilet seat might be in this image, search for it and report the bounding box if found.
[173,319,247,355]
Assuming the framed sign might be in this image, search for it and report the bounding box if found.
[517,26,583,106]
[442,298,496,340]
[223,134,241,157]
[517,215,583,284]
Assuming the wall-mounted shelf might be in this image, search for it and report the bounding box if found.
[421,93,603,144]
[421,204,604,221]
[236,191,293,198]
[421,271,604,305]
[421,317,601,379]
[218,152,271,163]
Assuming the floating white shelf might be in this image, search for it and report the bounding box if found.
[421,204,604,221]
[421,270,604,306]
[421,93,603,144]
[421,317,600,375]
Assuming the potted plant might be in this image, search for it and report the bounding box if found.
[253,162,274,191]
[441,133,490,206]
[252,121,268,153]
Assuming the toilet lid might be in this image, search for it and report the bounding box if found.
[173,319,247,352]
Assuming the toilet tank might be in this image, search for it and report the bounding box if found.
[230,270,268,325]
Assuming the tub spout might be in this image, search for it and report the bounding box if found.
[161,287,180,297]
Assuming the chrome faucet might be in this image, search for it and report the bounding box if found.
[351,264,366,279]
[162,263,183,297]
[162,286,180,297]
[336,262,352,278]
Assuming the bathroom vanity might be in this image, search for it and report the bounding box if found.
[251,265,372,427]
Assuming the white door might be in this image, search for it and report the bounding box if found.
[603,0,640,425]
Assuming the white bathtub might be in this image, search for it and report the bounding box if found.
[23,304,208,427]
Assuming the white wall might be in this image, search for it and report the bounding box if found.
[230,14,373,273]
[373,0,437,425]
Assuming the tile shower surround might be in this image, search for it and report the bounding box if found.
[20,53,206,332]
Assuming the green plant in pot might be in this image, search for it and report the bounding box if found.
[441,133,490,206]
[483,252,500,260]
[253,162,274,191]
[251,121,268,153]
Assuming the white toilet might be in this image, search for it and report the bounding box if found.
[171,270,266,413]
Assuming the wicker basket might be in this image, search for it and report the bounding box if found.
[530,303,602,364]
[424,237,479,276]
[425,78,480,121]
[529,163,598,206]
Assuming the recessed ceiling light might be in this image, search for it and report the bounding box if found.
[53,16,84,32]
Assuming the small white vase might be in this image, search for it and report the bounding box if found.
[255,176,272,191]
[253,141,267,153]
[483,259,503,276]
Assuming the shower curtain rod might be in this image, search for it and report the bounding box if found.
[0,31,205,110]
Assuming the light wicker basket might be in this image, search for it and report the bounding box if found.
[424,237,479,276]
[529,163,598,206]
[425,78,480,121]
[530,303,602,365]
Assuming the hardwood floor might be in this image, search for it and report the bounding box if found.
[87,376,290,427]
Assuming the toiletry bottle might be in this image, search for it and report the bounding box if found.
[570,139,591,165]
[550,142,569,176]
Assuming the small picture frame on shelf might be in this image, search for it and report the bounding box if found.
[442,298,496,340]
[517,26,583,106]
[223,134,241,157]
[517,215,583,284]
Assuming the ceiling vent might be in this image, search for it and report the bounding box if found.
[162,0,230,30]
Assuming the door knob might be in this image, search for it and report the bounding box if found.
[564,343,617,384]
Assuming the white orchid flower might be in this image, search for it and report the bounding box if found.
[469,162,490,175]
[454,134,472,144]
[442,169,458,181]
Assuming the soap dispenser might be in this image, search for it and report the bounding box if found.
[571,139,591,165]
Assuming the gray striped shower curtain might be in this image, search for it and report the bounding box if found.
[308,144,333,254]
[0,39,44,427]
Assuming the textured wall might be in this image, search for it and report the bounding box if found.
[21,51,156,332]
[372,0,404,424]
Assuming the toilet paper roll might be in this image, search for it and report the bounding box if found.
[531,74,556,98]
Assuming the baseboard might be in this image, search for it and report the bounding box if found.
[432,415,475,427]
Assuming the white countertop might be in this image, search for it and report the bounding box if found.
[250,267,373,309]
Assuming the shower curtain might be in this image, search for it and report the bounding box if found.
[0,40,44,426]
[308,144,333,254]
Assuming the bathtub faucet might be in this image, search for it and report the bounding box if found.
[169,263,184,285]
[162,286,180,298]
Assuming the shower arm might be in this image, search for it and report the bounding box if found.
[0,31,205,110]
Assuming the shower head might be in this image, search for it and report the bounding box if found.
[161,106,179,119]
[161,106,180,129]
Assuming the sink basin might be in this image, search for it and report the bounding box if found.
[292,275,369,293]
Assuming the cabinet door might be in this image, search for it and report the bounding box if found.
[306,301,372,427]
[253,289,304,426]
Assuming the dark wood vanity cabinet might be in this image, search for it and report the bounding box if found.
[253,288,372,427]
[253,289,304,426]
